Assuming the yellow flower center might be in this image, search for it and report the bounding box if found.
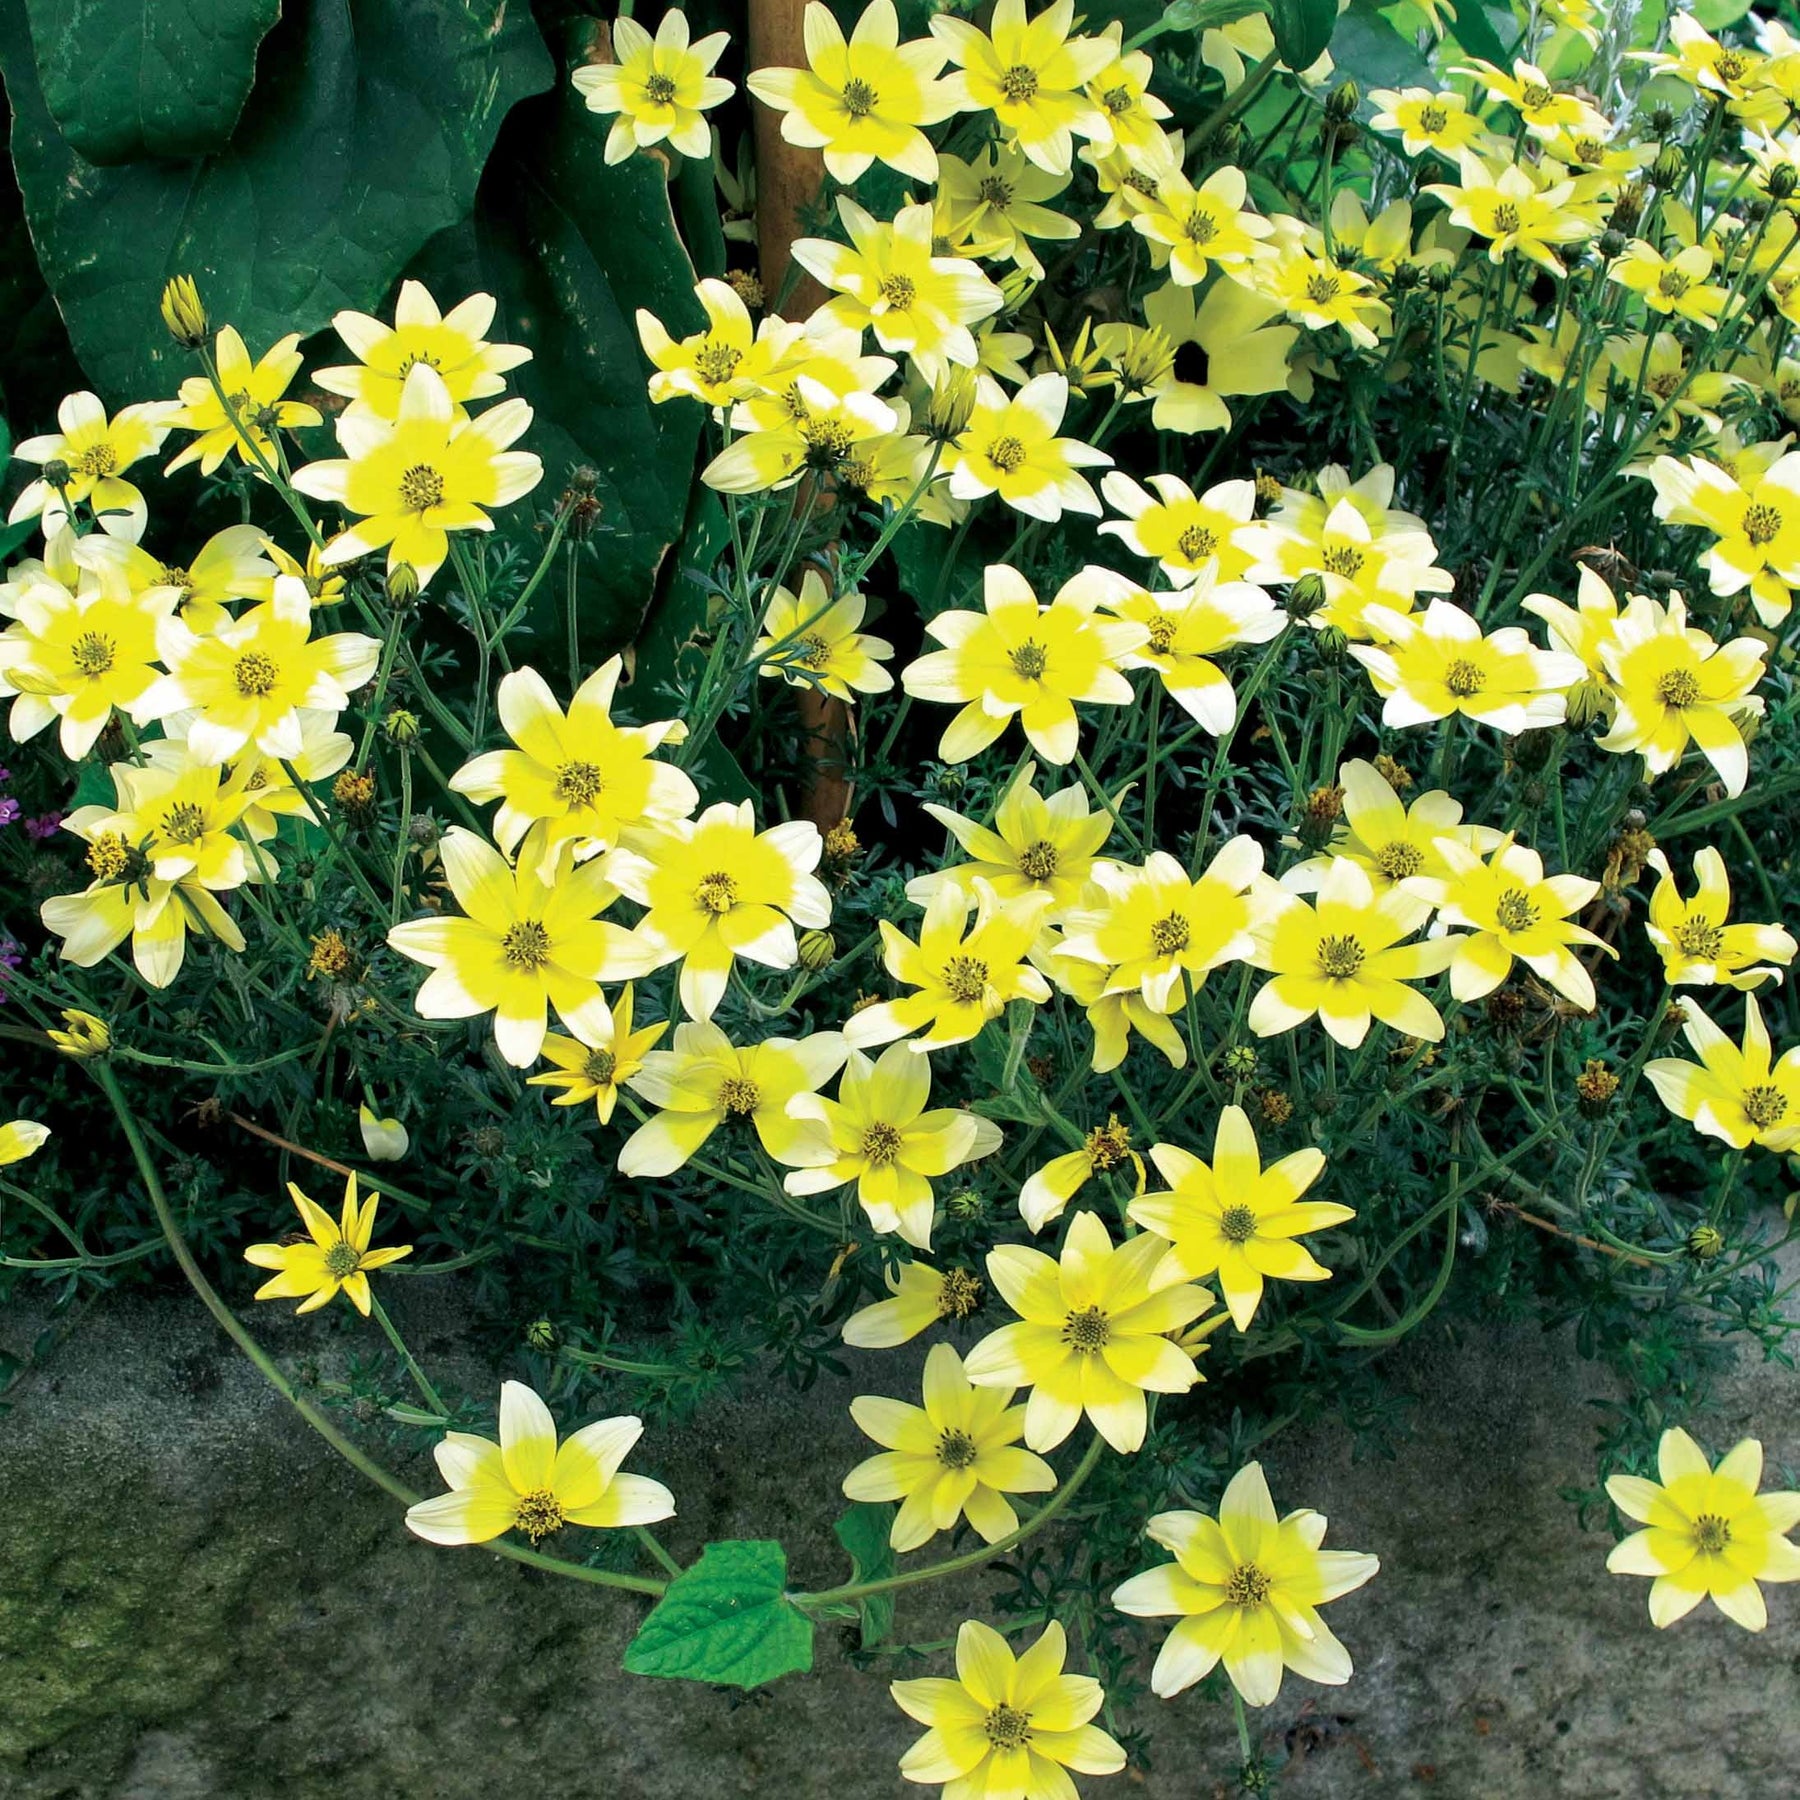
[1674,916,1724,959]
[398,463,446,511]
[1374,840,1423,880]
[1443,658,1486,698]
[801,416,856,469]
[717,1074,762,1116]
[70,630,117,677]
[1306,271,1343,304]
[1715,49,1750,83]
[1656,668,1702,708]
[158,562,193,593]
[936,1428,980,1470]
[1085,1116,1133,1170]
[230,650,280,698]
[1321,542,1364,578]
[987,435,1028,476]
[1491,200,1522,234]
[1742,1083,1788,1129]
[841,77,878,118]
[984,1702,1032,1749]
[1692,1511,1732,1554]
[1146,614,1178,654]
[323,1242,363,1279]
[978,175,1014,208]
[1176,524,1217,562]
[1149,911,1191,955]
[1521,81,1555,108]
[1226,1561,1273,1607]
[514,1488,567,1542]
[693,339,743,386]
[695,870,738,914]
[86,832,134,882]
[160,802,210,845]
[1183,208,1220,246]
[1317,934,1366,979]
[1101,84,1134,116]
[502,920,552,970]
[1017,839,1060,880]
[73,442,118,477]
[1219,1203,1259,1244]
[942,954,990,1004]
[1419,104,1449,133]
[1061,1304,1111,1354]
[1657,268,1691,299]
[1742,501,1783,547]
[937,1266,982,1318]
[998,64,1039,104]
[1494,888,1538,934]
[643,72,678,105]
[1007,636,1047,678]
[878,273,917,311]
[800,633,834,668]
[553,759,604,805]
[861,1120,903,1167]
[583,1048,618,1086]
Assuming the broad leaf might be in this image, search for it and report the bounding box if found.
[623,1540,814,1688]
[1267,0,1335,70]
[23,0,280,164]
[0,0,552,399]
[1331,0,1433,96]
[832,1503,896,1648]
[1441,0,1515,68]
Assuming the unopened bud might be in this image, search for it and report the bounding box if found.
[524,1317,558,1352]
[1649,105,1676,136]
[1650,147,1686,191]
[1325,79,1360,123]
[1685,1224,1724,1261]
[42,457,71,488]
[384,708,421,746]
[1425,261,1455,293]
[1391,260,1423,292]
[386,563,420,609]
[1598,228,1629,259]
[798,928,836,971]
[1771,165,1798,202]
[160,275,210,350]
[1286,573,1326,619]
[1312,624,1349,664]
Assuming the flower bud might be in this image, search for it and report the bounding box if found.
[798,927,836,971]
[1391,259,1423,292]
[1286,573,1327,619]
[1325,79,1360,123]
[525,1317,559,1352]
[1771,165,1799,202]
[386,563,421,610]
[42,457,71,488]
[160,275,210,350]
[47,1007,111,1059]
[384,708,421,745]
[1220,1044,1260,1081]
[1312,623,1349,665]
[1425,261,1455,293]
[1649,105,1676,136]
[1650,147,1686,191]
[1598,228,1629,260]
[1685,1223,1724,1261]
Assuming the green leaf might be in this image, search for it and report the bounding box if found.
[1267,0,1336,70]
[1442,0,1515,68]
[832,1503,897,1647]
[0,0,553,399]
[1692,0,1752,29]
[23,0,281,164]
[1160,0,1269,34]
[623,1540,814,1688]
[1331,0,1433,96]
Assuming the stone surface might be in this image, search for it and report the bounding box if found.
[2,1282,1797,1800]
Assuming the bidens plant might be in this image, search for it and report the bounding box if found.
[6,0,1800,1791]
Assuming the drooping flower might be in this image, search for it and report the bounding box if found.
[291,364,542,585]
[243,1174,411,1316]
[1606,1427,1800,1630]
[315,282,531,420]
[0,1119,49,1165]
[1111,1462,1378,1704]
[616,1023,847,1175]
[964,1209,1215,1453]
[1017,1114,1142,1233]
[844,1342,1055,1551]
[570,8,734,163]
[9,391,176,542]
[1647,993,1800,1152]
[843,1258,985,1347]
[901,563,1144,764]
[778,1044,1002,1247]
[947,373,1111,521]
[386,826,656,1067]
[890,1620,1126,1796]
[164,327,323,476]
[1644,848,1797,991]
[1130,1106,1349,1331]
[527,984,667,1124]
[603,800,832,1022]
[405,1381,674,1545]
[448,659,697,882]
[39,851,246,990]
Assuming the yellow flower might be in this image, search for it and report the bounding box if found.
[46,1008,110,1059]
[1521,563,1627,720]
[291,364,542,585]
[902,563,1142,763]
[406,1380,674,1545]
[637,279,803,410]
[1424,153,1592,275]
[1058,839,1264,1014]
[243,1173,411,1316]
[1609,240,1731,328]
[140,575,379,764]
[1255,242,1392,349]
[449,659,697,882]
[387,826,655,1067]
[702,372,899,494]
[890,1619,1126,1796]
[0,1119,49,1165]
[746,0,957,184]
[231,711,355,838]
[1645,848,1797,991]
[1606,1427,1800,1630]
[931,0,1112,175]
[794,198,1002,383]
[846,877,1052,1052]
[1597,591,1766,797]
[1248,856,1453,1049]
[1368,86,1491,158]
[1459,58,1607,142]
[843,1258,985,1347]
[1132,1107,1348,1332]
[906,760,1114,921]
[934,144,1080,279]
[603,800,832,1022]
[845,1342,1055,1551]
[1636,15,1776,123]
[1646,449,1800,626]
[165,327,323,476]
[314,281,530,421]
[965,1210,1214,1453]
[9,391,176,542]
[1049,951,1188,1074]
[947,373,1110,520]
[617,1022,846,1175]
[1017,1114,1142,1233]
[1647,993,1800,1151]
[1098,470,1259,586]
[1112,1462,1378,1704]
[114,522,280,635]
[1351,598,1582,732]
[1130,165,1272,285]
[1084,22,1172,158]
[780,1043,1003,1247]
[528,984,667,1124]
[753,567,895,702]
[70,739,262,891]
[1421,835,1611,1010]
[570,8,733,163]
[0,555,181,759]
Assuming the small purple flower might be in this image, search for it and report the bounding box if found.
[0,799,17,827]
[0,765,12,784]
[24,811,63,840]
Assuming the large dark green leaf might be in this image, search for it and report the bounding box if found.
[831,1503,896,1648]
[623,1540,814,1688]
[1267,0,1336,70]
[1331,0,1433,97]
[23,0,280,164]
[1442,0,1515,67]
[0,0,552,399]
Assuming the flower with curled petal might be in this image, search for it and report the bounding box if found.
[0,1120,49,1166]
[1646,992,1800,1152]
[1644,847,1797,992]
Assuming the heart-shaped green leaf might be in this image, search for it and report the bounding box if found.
[624,1540,814,1688]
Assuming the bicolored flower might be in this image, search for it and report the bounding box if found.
[243,1174,411,1316]
[9,391,176,542]
[165,328,323,476]
[571,8,733,163]
[1647,993,1800,1152]
[947,372,1110,521]
[1644,848,1796,991]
